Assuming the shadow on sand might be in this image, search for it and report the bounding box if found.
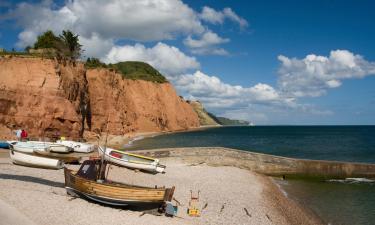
[0,173,64,188]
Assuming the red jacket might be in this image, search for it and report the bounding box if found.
[21,130,28,138]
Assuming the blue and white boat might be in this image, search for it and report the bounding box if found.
[0,141,10,149]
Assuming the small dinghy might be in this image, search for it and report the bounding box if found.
[98,146,166,173]
[11,141,72,153]
[9,149,64,169]
[64,159,174,206]
[0,141,9,149]
[28,141,73,153]
[56,140,95,153]
[10,141,48,153]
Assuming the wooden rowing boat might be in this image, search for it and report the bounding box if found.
[98,146,166,173]
[64,159,174,207]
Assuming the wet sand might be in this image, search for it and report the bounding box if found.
[0,148,322,225]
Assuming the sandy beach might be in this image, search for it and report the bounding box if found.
[0,148,322,225]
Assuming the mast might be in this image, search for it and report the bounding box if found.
[99,70,117,180]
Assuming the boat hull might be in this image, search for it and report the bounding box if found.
[56,140,94,153]
[11,143,46,153]
[64,167,174,206]
[33,150,81,163]
[0,141,10,149]
[27,141,73,153]
[9,150,64,169]
[98,147,165,173]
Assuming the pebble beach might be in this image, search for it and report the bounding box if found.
[0,148,323,225]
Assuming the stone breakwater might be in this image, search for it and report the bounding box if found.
[131,147,375,178]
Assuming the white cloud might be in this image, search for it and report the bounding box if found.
[10,0,205,48]
[174,70,332,124]
[200,6,248,29]
[103,42,200,77]
[184,30,229,55]
[8,0,248,60]
[175,70,286,108]
[13,2,77,48]
[79,33,114,59]
[184,31,229,49]
[278,50,375,97]
[190,48,229,56]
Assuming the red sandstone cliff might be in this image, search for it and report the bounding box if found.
[0,56,199,140]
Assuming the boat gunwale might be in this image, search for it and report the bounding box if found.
[99,147,158,162]
[65,168,168,191]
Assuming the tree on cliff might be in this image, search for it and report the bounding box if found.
[34,30,59,49]
[33,30,82,62]
[55,30,82,61]
[85,57,107,69]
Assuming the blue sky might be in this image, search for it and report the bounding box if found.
[1,0,375,125]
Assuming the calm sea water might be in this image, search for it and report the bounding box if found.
[127,126,375,225]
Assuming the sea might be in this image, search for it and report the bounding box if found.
[126,126,375,225]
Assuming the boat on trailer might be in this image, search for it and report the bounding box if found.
[64,159,174,207]
[98,146,166,173]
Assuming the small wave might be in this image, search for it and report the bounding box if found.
[123,136,145,148]
[133,136,144,141]
[327,178,375,184]
[272,178,289,197]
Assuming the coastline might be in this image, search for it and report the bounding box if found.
[0,147,323,225]
[89,125,220,149]
[263,177,325,225]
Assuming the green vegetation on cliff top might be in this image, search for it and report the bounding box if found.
[1,30,167,83]
[85,58,167,83]
[111,61,167,83]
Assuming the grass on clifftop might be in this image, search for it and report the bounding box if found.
[85,58,168,83]
[111,61,167,83]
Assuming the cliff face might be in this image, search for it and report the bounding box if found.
[188,101,220,126]
[0,57,89,139]
[0,57,199,140]
[86,69,199,135]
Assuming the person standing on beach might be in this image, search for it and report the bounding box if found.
[15,129,22,141]
[21,129,28,141]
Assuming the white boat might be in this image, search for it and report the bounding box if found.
[9,149,64,169]
[56,140,95,153]
[10,142,48,153]
[13,141,72,153]
[98,146,166,173]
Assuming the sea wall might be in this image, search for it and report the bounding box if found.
[131,147,375,178]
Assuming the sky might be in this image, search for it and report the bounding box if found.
[1,0,375,125]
